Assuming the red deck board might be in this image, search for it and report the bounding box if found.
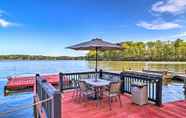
[6,74,59,89]
[62,91,186,118]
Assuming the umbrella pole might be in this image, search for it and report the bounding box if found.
[96,47,98,72]
[95,47,98,81]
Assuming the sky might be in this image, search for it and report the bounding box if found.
[0,0,186,56]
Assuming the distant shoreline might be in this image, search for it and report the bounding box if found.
[0,54,186,61]
[0,59,186,63]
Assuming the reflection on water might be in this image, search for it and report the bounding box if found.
[162,81,186,103]
[88,61,186,103]
[88,61,186,72]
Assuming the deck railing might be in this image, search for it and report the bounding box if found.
[121,71,162,105]
[59,70,162,106]
[35,74,61,118]
[59,71,97,92]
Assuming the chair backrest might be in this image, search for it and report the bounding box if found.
[73,79,79,88]
[109,82,121,94]
[79,81,87,92]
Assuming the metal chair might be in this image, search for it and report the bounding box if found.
[72,74,90,99]
[103,82,122,110]
[72,79,80,99]
[79,81,95,102]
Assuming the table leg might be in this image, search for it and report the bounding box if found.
[96,87,100,107]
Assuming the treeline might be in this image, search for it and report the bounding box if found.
[0,55,85,60]
[87,39,186,61]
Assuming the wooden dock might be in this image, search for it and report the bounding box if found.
[143,69,186,81]
[63,91,186,118]
[33,71,186,118]
[4,74,59,96]
[4,69,186,96]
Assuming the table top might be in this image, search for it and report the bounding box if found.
[83,79,110,87]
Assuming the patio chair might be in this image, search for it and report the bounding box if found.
[72,79,80,99]
[103,82,122,110]
[72,74,90,99]
[79,74,95,91]
[79,81,95,102]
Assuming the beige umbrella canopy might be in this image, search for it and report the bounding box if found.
[67,38,121,73]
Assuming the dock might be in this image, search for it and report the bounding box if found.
[4,74,59,96]
[33,71,186,118]
[63,91,186,118]
[143,69,186,81]
[4,69,186,96]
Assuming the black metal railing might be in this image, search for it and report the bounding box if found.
[59,71,97,92]
[35,74,61,118]
[121,71,162,106]
[59,70,162,106]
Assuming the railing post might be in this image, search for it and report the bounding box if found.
[35,73,40,94]
[33,95,38,118]
[59,72,63,93]
[120,72,125,94]
[34,74,40,118]
[99,69,103,79]
[156,77,162,106]
[184,70,186,90]
[4,86,7,96]
[53,91,61,118]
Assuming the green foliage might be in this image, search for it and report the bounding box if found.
[87,39,186,61]
[0,55,85,60]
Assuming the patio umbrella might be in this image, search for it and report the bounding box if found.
[67,38,121,73]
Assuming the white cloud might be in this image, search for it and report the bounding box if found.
[137,21,181,30]
[152,0,186,14]
[0,9,20,28]
[172,32,186,37]
[0,18,15,28]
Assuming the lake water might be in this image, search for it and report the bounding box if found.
[0,60,186,118]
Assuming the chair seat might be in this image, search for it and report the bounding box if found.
[103,91,119,97]
[82,90,95,96]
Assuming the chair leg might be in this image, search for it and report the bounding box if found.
[75,89,79,98]
[72,88,79,100]
[96,96,100,108]
[108,97,112,110]
[115,97,117,102]
[83,94,86,102]
[72,90,75,98]
[79,92,82,102]
[118,95,122,107]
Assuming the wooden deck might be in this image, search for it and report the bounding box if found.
[62,91,186,118]
[4,74,59,95]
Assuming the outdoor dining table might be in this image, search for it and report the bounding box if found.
[83,78,110,87]
[83,78,111,107]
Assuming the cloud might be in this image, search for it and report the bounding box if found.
[0,18,17,28]
[152,0,186,14]
[137,21,181,30]
[172,32,186,37]
[0,9,20,28]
